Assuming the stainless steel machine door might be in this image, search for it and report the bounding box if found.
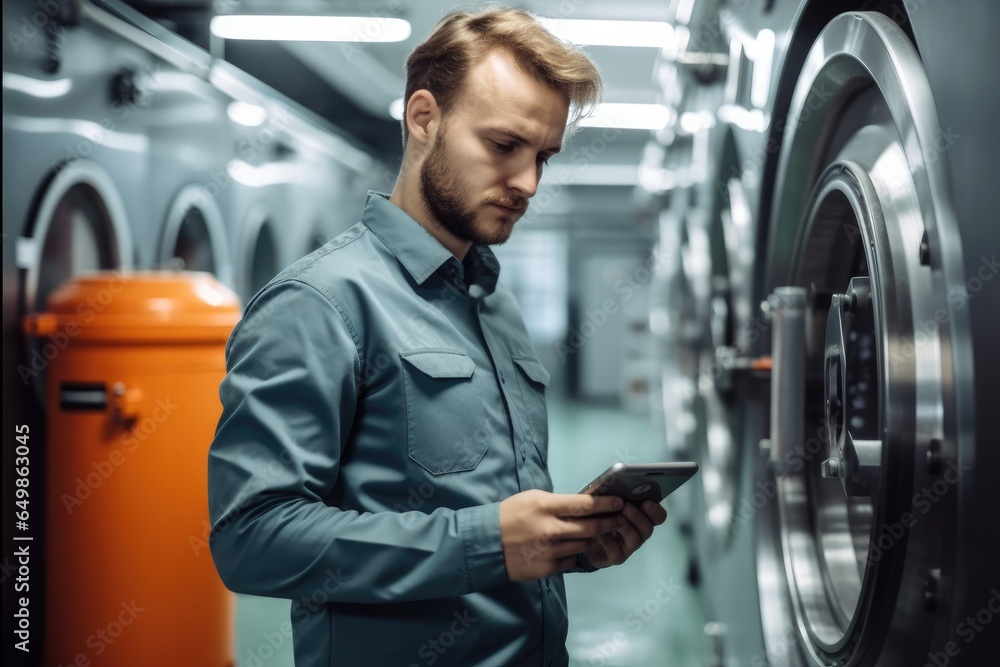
[239,203,280,302]
[158,183,235,287]
[760,11,973,665]
[17,159,134,317]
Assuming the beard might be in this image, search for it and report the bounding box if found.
[419,128,526,246]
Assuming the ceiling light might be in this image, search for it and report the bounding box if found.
[227,101,268,127]
[228,160,313,187]
[538,19,673,48]
[210,15,412,42]
[3,72,72,98]
[545,164,640,187]
[579,103,672,131]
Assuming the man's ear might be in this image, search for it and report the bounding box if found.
[405,90,441,146]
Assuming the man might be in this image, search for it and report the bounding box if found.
[208,7,667,666]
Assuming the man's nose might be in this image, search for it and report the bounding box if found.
[506,159,540,198]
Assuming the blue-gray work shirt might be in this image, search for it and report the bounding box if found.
[208,191,572,666]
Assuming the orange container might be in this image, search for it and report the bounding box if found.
[24,271,240,667]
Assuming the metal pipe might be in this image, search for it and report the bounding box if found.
[768,286,806,474]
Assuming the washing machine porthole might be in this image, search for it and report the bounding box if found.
[17,159,133,316]
[759,12,969,665]
[240,206,280,302]
[159,184,234,288]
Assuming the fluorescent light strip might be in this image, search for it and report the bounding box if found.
[579,103,672,131]
[227,101,268,127]
[546,164,640,187]
[538,19,672,48]
[210,15,411,42]
[3,72,72,98]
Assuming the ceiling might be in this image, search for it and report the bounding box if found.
[127,0,687,220]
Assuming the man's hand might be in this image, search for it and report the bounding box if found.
[499,490,626,581]
[580,499,667,569]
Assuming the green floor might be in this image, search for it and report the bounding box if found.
[231,397,706,666]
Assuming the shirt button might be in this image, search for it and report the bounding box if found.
[544,579,551,591]
[499,370,505,384]
[520,446,526,462]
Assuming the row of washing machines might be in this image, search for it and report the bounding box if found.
[1,1,381,662]
[650,0,1000,664]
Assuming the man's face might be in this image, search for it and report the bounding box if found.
[419,51,569,246]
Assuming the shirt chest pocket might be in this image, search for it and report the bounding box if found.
[511,355,550,463]
[400,349,488,475]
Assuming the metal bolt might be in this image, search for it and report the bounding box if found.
[837,292,856,314]
[821,457,840,479]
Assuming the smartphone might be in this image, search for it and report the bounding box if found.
[580,462,699,504]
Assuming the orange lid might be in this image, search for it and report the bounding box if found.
[23,271,242,343]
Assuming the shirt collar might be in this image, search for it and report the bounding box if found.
[361,191,501,297]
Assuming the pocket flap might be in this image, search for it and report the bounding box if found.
[401,349,475,379]
[512,355,550,387]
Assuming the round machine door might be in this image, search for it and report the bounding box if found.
[17,159,134,317]
[660,205,708,463]
[652,206,695,459]
[158,184,235,289]
[758,12,971,666]
[239,205,280,302]
[691,127,764,554]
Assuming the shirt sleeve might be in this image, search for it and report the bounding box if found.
[207,278,508,604]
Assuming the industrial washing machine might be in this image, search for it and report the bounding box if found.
[662,0,1000,664]
[2,1,379,663]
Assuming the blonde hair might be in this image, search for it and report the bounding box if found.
[402,6,603,146]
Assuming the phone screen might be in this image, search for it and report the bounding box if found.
[580,462,699,503]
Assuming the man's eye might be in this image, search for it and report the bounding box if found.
[492,141,515,154]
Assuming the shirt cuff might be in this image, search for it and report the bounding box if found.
[567,552,600,574]
[457,502,508,591]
